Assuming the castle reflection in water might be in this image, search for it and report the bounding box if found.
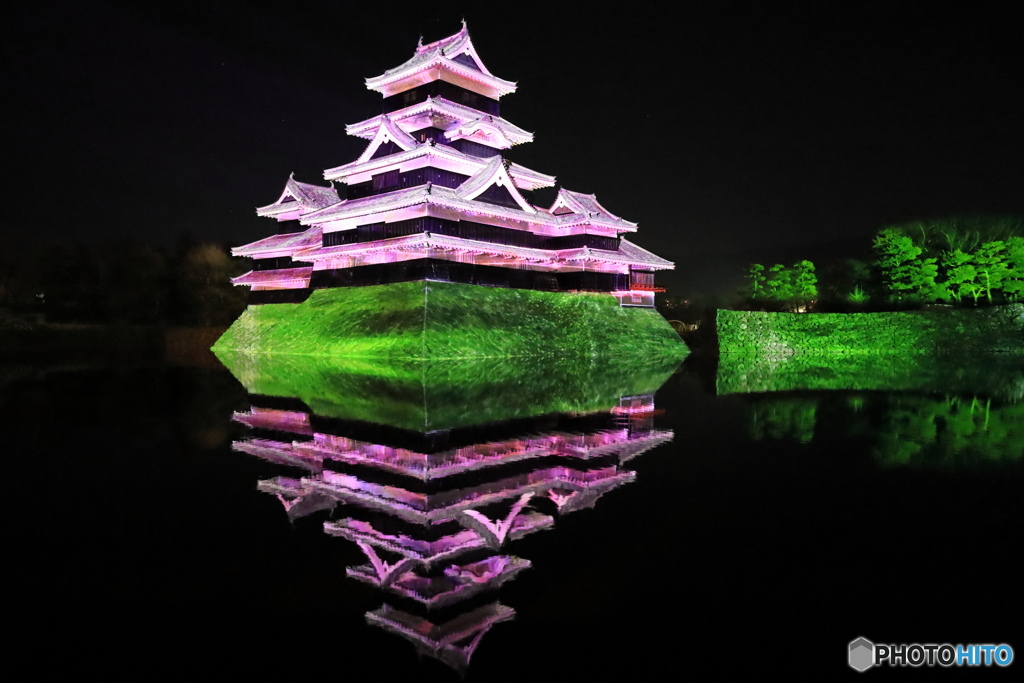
[221,354,677,673]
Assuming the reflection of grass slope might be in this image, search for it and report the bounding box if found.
[213,350,680,430]
[213,282,687,360]
[718,352,1024,401]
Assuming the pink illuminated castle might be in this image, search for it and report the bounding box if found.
[231,23,673,307]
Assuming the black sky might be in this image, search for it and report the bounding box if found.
[5,1,1022,295]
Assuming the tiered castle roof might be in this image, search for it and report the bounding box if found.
[364,22,518,98]
[232,24,672,305]
[345,97,534,148]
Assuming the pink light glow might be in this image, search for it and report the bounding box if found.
[355,540,423,587]
[290,429,657,479]
[232,407,312,435]
[365,602,515,672]
[611,395,657,416]
[457,492,534,549]
[347,555,530,608]
[326,515,553,568]
[232,439,323,472]
[231,267,313,290]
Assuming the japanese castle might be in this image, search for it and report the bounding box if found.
[230,23,673,309]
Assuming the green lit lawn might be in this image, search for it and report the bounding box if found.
[214,282,687,360]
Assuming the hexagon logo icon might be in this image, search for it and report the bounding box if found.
[849,637,875,672]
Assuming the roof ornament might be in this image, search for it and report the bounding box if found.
[426,182,432,194]
[417,35,423,48]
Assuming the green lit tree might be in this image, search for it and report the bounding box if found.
[764,263,791,301]
[972,241,1010,305]
[746,261,818,310]
[792,260,818,308]
[747,263,767,300]
[1002,236,1024,302]
[939,249,975,304]
[873,229,939,303]
[885,216,1023,254]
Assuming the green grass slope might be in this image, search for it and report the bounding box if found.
[213,282,687,360]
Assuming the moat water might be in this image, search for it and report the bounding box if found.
[6,349,1022,678]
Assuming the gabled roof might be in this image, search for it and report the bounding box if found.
[417,21,489,73]
[256,174,340,219]
[365,23,517,97]
[444,115,522,149]
[346,97,533,147]
[547,189,638,231]
[355,115,420,164]
[454,156,536,213]
[323,140,555,190]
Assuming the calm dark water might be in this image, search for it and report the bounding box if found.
[5,352,1022,679]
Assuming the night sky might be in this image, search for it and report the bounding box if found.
[6,1,1022,296]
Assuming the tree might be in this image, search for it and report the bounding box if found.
[744,261,817,310]
[765,263,792,302]
[873,229,938,303]
[939,249,976,304]
[1001,237,1024,302]
[884,216,1023,254]
[172,243,248,326]
[747,263,767,300]
[792,260,818,308]
[972,241,1010,305]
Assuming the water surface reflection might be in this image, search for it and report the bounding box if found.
[8,347,1021,678]
[218,352,676,672]
[719,351,1024,468]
